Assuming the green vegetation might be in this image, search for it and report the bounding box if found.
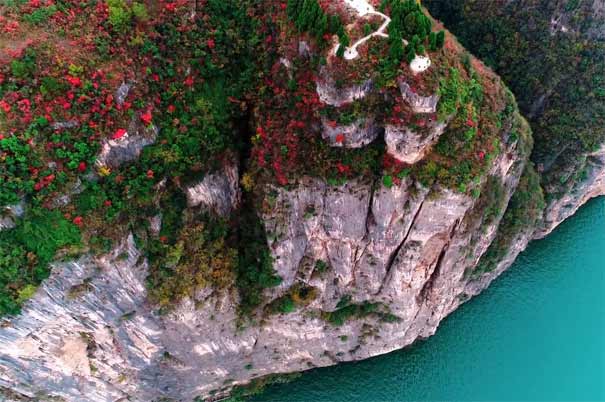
[236,202,282,315]
[22,5,58,25]
[322,295,398,326]
[0,209,81,315]
[147,211,238,309]
[378,0,445,75]
[217,373,302,402]
[410,64,502,193]
[286,0,350,51]
[0,0,271,317]
[266,283,318,314]
[425,0,605,198]
[106,0,148,32]
[472,164,545,278]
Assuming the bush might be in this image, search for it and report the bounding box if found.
[472,164,545,277]
[131,2,149,22]
[236,204,281,314]
[23,5,58,25]
[0,209,81,316]
[107,0,132,32]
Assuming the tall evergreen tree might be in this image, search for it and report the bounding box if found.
[436,30,446,48]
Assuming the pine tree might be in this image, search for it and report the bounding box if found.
[429,31,437,51]
[406,45,416,63]
[329,14,341,34]
[314,13,328,41]
[287,0,302,20]
[388,27,404,62]
[337,28,350,58]
[436,30,446,49]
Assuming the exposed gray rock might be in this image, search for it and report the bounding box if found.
[298,41,311,58]
[51,179,84,208]
[50,120,80,131]
[385,119,448,164]
[96,116,158,169]
[0,201,25,231]
[321,116,380,148]
[398,80,439,114]
[316,67,373,107]
[0,131,555,402]
[185,161,240,216]
[115,82,132,107]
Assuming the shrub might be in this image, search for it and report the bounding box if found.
[131,2,149,22]
[0,209,81,316]
[107,0,132,32]
[23,5,58,25]
[236,205,281,314]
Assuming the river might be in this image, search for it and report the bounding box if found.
[252,197,605,401]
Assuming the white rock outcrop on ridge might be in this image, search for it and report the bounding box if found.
[385,119,448,164]
[321,116,381,148]
[186,161,240,216]
[0,201,24,231]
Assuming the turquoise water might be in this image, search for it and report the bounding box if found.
[253,197,605,402]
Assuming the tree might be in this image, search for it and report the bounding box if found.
[388,27,404,62]
[436,30,446,48]
[429,31,438,51]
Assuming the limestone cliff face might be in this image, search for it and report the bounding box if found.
[0,2,602,402]
[0,75,534,402]
[0,140,528,402]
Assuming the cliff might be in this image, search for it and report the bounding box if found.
[424,0,605,236]
[0,0,600,401]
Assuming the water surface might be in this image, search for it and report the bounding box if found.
[253,197,605,401]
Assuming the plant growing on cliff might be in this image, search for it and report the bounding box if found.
[472,164,545,278]
[287,0,349,50]
[0,208,81,315]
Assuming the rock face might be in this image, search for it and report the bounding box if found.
[1,2,603,401]
[0,201,24,231]
[186,161,240,216]
[534,145,605,238]
[96,116,158,169]
[316,67,373,107]
[0,121,530,401]
[398,80,439,114]
[385,120,448,164]
[321,117,381,148]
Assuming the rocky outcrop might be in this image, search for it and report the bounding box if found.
[0,201,24,231]
[0,121,530,401]
[96,116,158,169]
[185,161,240,216]
[398,80,439,114]
[385,120,448,164]
[316,67,373,107]
[534,145,605,238]
[321,116,381,148]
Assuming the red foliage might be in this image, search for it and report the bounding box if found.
[112,128,127,140]
[140,109,153,126]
